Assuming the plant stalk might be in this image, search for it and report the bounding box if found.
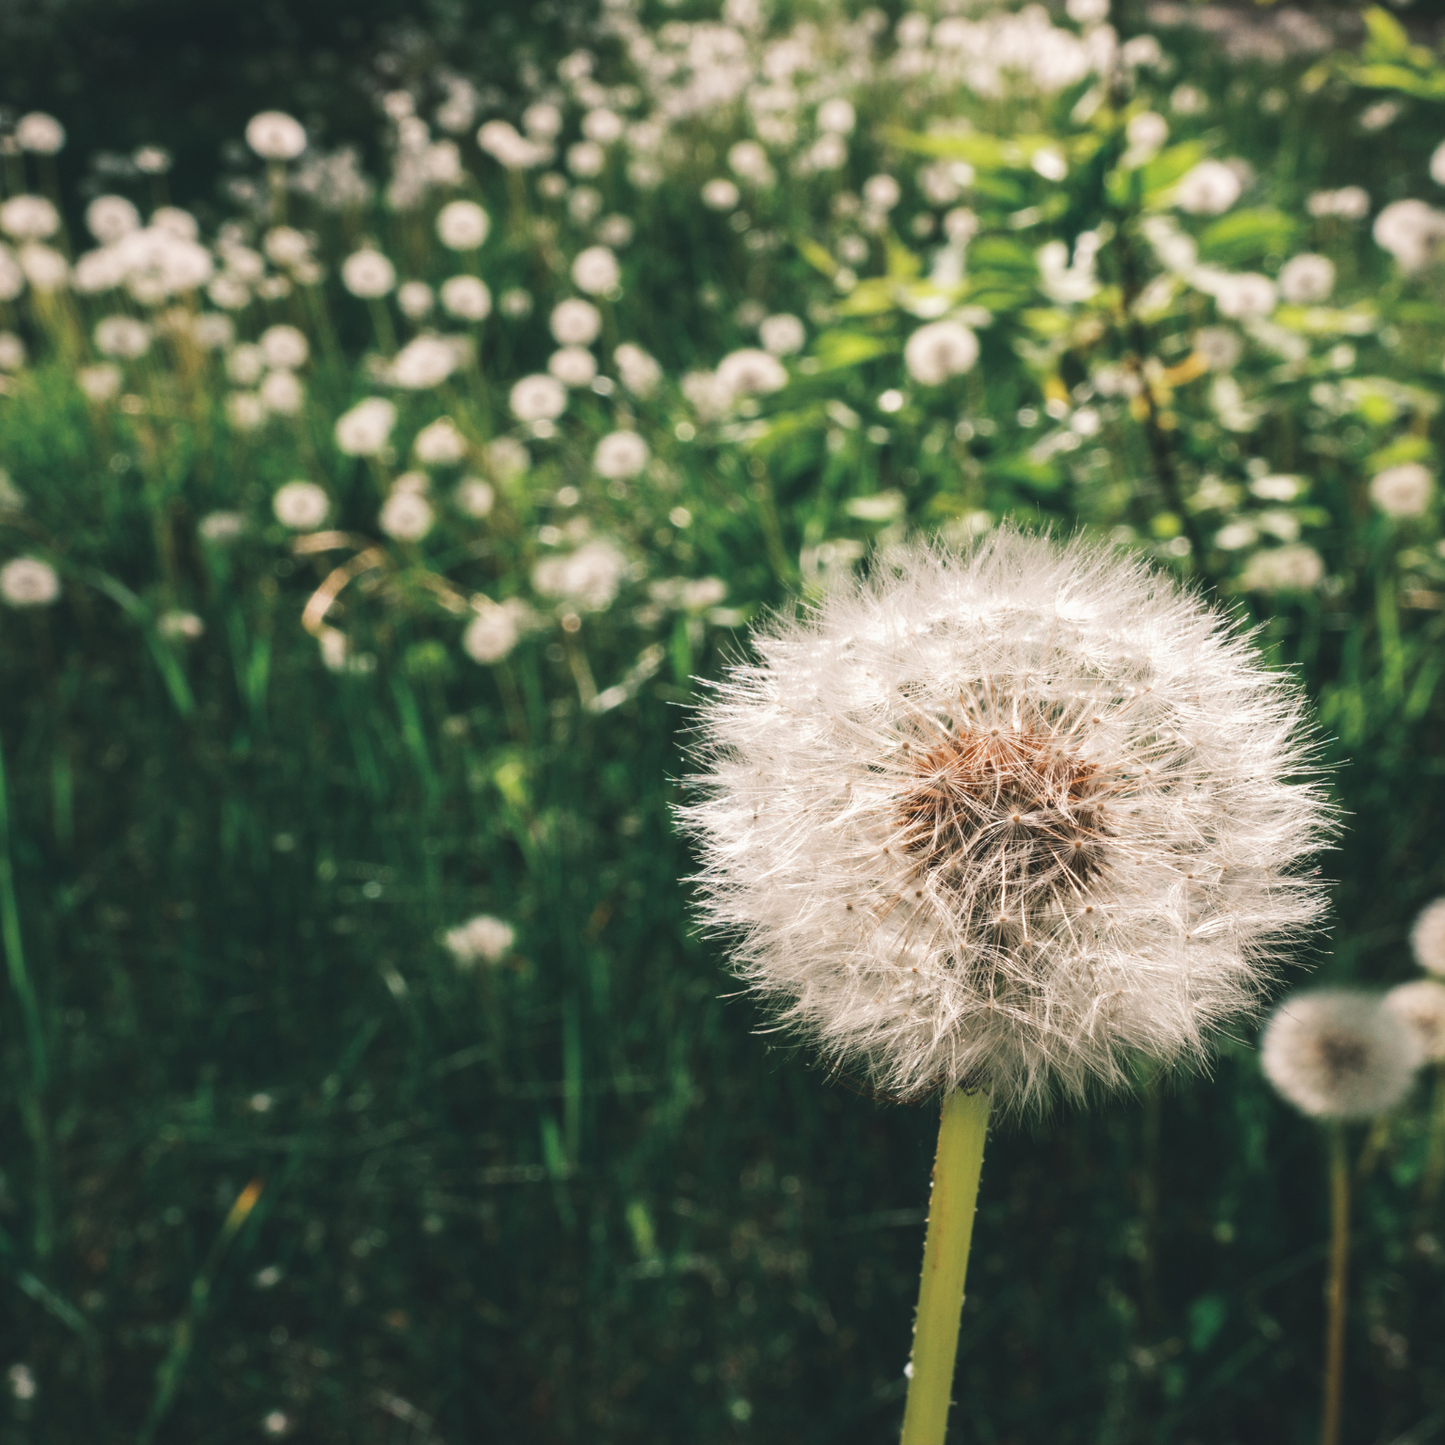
[901,1088,991,1445]
[1322,1123,1350,1445]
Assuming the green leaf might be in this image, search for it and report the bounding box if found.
[810,331,892,371]
[1362,6,1412,61]
[988,453,1062,493]
[1139,140,1209,201]
[1196,208,1297,267]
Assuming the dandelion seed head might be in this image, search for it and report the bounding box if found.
[594,430,650,479]
[414,418,467,465]
[904,321,979,386]
[245,111,307,161]
[1174,160,1242,217]
[0,195,59,242]
[548,345,598,388]
[380,490,434,542]
[614,342,661,397]
[1413,899,1445,976]
[444,914,515,966]
[341,248,396,299]
[436,200,490,251]
[260,369,304,416]
[334,397,397,456]
[0,558,59,608]
[682,530,1333,1112]
[86,195,140,245]
[272,481,329,530]
[1386,980,1445,1064]
[1369,463,1432,520]
[16,113,65,155]
[509,373,567,423]
[716,348,787,399]
[398,281,434,319]
[1278,254,1334,305]
[1240,544,1324,594]
[550,298,602,346]
[260,325,308,370]
[439,275,491,321]
[391,336,458,390]
[454,478,494,518]
[572,245,620,296]
[1262,990,1419,1120]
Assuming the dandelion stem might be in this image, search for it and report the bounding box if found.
[901,1088,990,1445]
[1420,1063,1445,1213]
[1321,1123,1350,1445]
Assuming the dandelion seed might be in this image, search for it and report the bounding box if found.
[245,111,307,161]
[1240,544,1324,594]
[260,370,305,416]
[1374,199,1445,272]
[715,348,787,399]
[262,226,311,268]
[533,540,628,611]
[398,281,434,319]
[463,599,530,663]
[682,530,1332,1111]
[1213,273,1277,321]
[1262,990,1419,1120]
[414,418,467,466]
[391,336,458,390]
[1278,254,1335,305]
[85,195,140,244]
[0,558,59,608]
[0,196,59,242]
[759,313,806,356]
[614,342,661,397]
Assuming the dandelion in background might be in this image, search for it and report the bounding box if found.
[444,914,515,967]
[549,346,598,388]
[499,288,533,318]
[572,245,620,296]
[1414,899,1445,975]
[1373,199,1445,272]
[594,430,650,479]
[683,530,1331,1442]
[715,348,787,398]
[509,374,567,425]
[260,325,309,370]
[550,298,602,346]
[272,482,330,531]
[245,111,307,161]
[157,610,205,641]
[86,195,140,244]
[533,539,628,611]
[0,558,60,608]
[435,200,490,250]
[1174,160,1243,216]
[341,248,396,299]
[15,113,65,154]
[702,178,741,211]
[0,196,60,242]
[454,478,494,518]
[0,334,24,373]
[614,343,661,397]
[439,276,491,323]
[1386,980,1445,1064]
[462,598,530,663]
[398,281,434,319]
[759,313,806,356]
[486,438,530,480]
[335,398,397,456]
[259,370,304,416]
[1278,253,1335,305]
[1369,463,1433,519]
[380,490,434,542]
[1240,544,1325,594]
[1262,990,1419,1445]
[414,418,467,466]
[903,320,979,385]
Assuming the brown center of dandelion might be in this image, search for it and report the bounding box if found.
[1316,1031,1368,1082]
[896,722,1108,918]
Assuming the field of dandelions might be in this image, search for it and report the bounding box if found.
[2,1,1445,1440]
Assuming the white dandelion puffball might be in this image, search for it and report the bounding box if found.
[1278,254,1335,305]
[391,336,458,390]
[817,97,856,135]
[1413,899,1445,975]
[246,111,307,161]
[533,540,628,611]
[1214,273,1277,321]
[1174,160,1242,216]
[486,437,529,479]
[760,313,806,357]
[380,490,434,542]
[904,321,980,386]
[454,478,495,518]
[510,373,567,423]
[440,275,492,321]
[550,298,602,346]
[436,200,490,250]
[681,531,1332,1111]
[594,430,650,479]
[1261,990,1420,1121]
[341,248,396,299]
[702,178,741,211]
[86,195,141,244]
[17,241,66,291]
[94,316,152,359]
[716,348,788,399]
[334,397,397,456]
[463,598,530,662]
[1369,463,1433,519]
[549,346,597,388]
[260,324,309,370]
[615,342,661,397]
[414,417,467,465]
[444,914,515,966]
[0,195,60,241]
[225,392,267,432]
[260,369,304,415]
[0,333,24,371]
[79,364,120,401]
[1374,199,1445,272]
[0,558,60,608]
[1386,980,1445,1064]
[572,245,620,295]
[1240,545,1325,594]
[398,281,434,319]
[272,481,330,530]
[16,112,65,154]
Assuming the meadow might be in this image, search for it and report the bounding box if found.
[1,3,1444,1441]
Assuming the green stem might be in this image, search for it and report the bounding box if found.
[1322,1123,1349,1445]
[901,1089,990,1445]
[1419,1063,1445,1213]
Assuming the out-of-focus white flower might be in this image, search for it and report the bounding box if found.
[16,113,65,154]
[454,478,495,517]
[863,174,902,213]
[78,363,121,401]
[729,141,775,188]
[1414,899,1445,975]
[246,111,307,160]
[444,913,515,966]
[567,140,606,178]
[759,313,806,356]
[1066,0,1109,22]
[225,392,267,431]
[1240,544,1324,593]
[523,103,563,139]
[817,97,856,134]
[390,336,458,390]
[192,314,234,350]
[380,489,434,541]
[440,275,492,321]
[1308,186,1370,220]
[334,397,397,455]
[533,539,628,611]
[510,373,567,422]
[0,333,23,371]
[6,1364,37,1401]
[258,324,308,370]
[226,344,266,386]
[1278,254,1335,305]
[582,108,624,145]
[1214,273,1277,320]
[1123,111,1167,166]
[0,247,22,303]
[463,598,531,663]
[1195,326,1242,371]
[487,437,530,478]
[549,346,597,387]
[1375,199,1445,272]
[86,195,140,244]
[614,342,661,397]
[0,195,59,241]
[260,369,304,415]
[272,481,329,529]
[436,200,490,250]
[263,226,311,267]
[1370,462,1433,518]
[500,288,532,318]
[341,248,396,298]
[157,610,205,641]
[1386,980,1445,1063]
[716,347,788,398]
[199,511,246,544]
[904,320,979,385]
[702,178,741,211]
[571,245,620,295]
[398,281,434,319]
[681,531,1332,1111]
[597,214,633,248]
[550,298,602,345]
[477,120,549,169]
[1174,160,1243,216]
[0,558,60,608]
[594,430,650,479]
[414,417,467,465]
[683,369,731,421]
[18,244,67,291]
[1262,990,1419,1120]
[94,316,151,359]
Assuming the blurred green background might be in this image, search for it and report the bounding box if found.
[2,2,1445,1443]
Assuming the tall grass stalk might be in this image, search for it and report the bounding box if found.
[1322,1123,1350,1445]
